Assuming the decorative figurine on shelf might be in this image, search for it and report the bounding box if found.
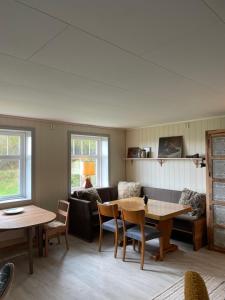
[143,195,148,205]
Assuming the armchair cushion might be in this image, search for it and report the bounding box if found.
[76,188,102,211]
[0,263,14,298]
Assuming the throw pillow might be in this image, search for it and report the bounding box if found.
[179,188,206,218]
[76,188,102,211]
[118,181,141,199]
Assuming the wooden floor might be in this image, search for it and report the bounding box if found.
[1,234,225,300]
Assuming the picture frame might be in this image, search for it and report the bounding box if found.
[158,136,183,158]
[127,147,141,158]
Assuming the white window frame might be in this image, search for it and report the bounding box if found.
[0,129,32,202]
[70,134,109,191]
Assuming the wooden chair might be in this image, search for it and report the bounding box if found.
[97,202,122,258]
[121,209,163,270]
[43,200,70,257]
[0,263,14,300]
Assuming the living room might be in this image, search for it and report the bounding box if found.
[0,1,225,299]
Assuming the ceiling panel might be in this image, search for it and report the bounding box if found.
[30,26,219,100]
[204,0,225,21]
[0,52,224,128]
[0,54,133,106]
[18,0,218,55]
[0,80,149,127]
[142,22,225,92]
[0,0,66,59]
[0,77,223,128]
[0,0,224,127]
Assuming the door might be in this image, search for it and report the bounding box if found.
[206,130,225,251]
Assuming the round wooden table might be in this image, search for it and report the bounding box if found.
[0,205,56,274]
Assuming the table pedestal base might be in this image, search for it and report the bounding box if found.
[153,218,178,261]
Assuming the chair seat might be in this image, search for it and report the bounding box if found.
[126,225,160,241]
[102,219,124,232]
[44,220,65,230]
[0,263,12,297]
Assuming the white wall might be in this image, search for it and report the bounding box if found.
[0,115,126,248]
[126,116,225,193]
[0,115,126,210]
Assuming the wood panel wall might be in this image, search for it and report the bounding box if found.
[126,117,225,193]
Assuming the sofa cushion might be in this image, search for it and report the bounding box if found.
[142,187,181,203]
[179,188,206,218]
[173,214,198,231]
[175,214,199,222]
[76,188,102,211]
[97,187,118,203]
[118,181,141,199]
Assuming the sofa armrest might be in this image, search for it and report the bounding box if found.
[68,197,94,242]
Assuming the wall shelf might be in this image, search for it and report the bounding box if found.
[125,157,205,168]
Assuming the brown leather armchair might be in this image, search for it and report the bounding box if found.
[69,187,118,242]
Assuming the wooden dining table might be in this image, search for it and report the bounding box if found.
[0,205,56,274]
[111,197,192,259]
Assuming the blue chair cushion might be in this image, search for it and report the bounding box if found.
[126,225,160,241]
[102,219,124,232]
[0,263,12,297]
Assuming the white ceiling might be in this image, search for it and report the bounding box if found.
[0,0,225,128]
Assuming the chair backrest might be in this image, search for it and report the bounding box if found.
[97,202,119,219]
[121,209,145,226]
[0,262,14,300]
[184,271,209,300]
[57,200,70,227]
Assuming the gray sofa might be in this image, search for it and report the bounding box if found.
[141,186,207,250]
[69,186,207,250]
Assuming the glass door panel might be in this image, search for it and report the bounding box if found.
[214,205,225,225]
[213,160,225,179]
[213,182,225,201]
[214,227,225,248]
[212,137,225,156]
[207,131,225,250]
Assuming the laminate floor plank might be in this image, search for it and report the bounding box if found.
[1,234,225,300]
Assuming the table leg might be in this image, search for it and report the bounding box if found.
[27,227,33,274]
[38,225,44,257]
[154,219,178,260]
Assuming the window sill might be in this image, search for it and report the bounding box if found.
[0,198,32,209]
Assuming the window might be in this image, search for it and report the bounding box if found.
[0,129,32,201]
[70,134,109,191]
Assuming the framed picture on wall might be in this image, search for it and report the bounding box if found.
[127,147,141,158]
[158,136,183,158]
